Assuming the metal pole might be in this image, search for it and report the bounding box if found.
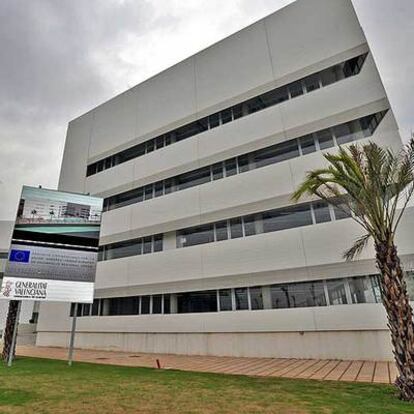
[68,303,78,366]
[7,300,22,367]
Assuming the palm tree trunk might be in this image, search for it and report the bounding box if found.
[376,240,414,401]
[2,300,19,362]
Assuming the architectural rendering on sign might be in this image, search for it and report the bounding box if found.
[35,0,414,360]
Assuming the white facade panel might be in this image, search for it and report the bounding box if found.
[89,90,137,159]
[45,0,408,360]
[264,0,365,80]
[58,114,92,193]
[135,58,197,144]
[194,22,274,112]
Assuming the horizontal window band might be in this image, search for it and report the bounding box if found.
[98,198,351,262]
[87,53,368,178]
[102,110,387,213]
[99,234,163,261]
[71,272,389,317]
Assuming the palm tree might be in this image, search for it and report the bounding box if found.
[2,300,19,363]
[292,140,414,401]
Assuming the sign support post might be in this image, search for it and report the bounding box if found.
[7,300,22,367]
[68,303,78,366]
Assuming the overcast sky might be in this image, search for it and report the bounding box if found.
[0,0,413,221]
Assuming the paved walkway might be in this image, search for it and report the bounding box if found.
[17,345,397,384]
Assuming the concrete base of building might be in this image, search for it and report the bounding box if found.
[36,330,394,361]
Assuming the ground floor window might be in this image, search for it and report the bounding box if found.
[71,272,397,318]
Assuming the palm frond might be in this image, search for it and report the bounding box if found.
[343,233,371,261]
[293,139,414,254]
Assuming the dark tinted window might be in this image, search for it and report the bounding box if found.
[235,288,249,310]
[288,281,326,308]
[254,140,299,168]
[303,74,320,92]
[144,185,153,200]
[141,296,150,314]
[288,81,304,98]
[221,108,232,124]
[263,204,312,233]
[230,218,243,239]
[83,303,91,316]
[225,158,237,176]
[261,86,289,106]
[152,295,162,314]
[243,215,256,237]
[177,290,217,313]
[209,113,220,128]
[250,287,263,310]
[212,163,224,180]
[163,294,171,314]
[237,154,250,173]
[120,297,139,315]
[178,225,214,247]
[177,167,211,190]
[215,221,228,241]
[333,202,352,220]
[271,285,290,309]
[326,279,348,305]
[232,104,243,119]
[315,129,334,150]
[313,201,331,223]
[91,299,100,316]
[154,181,164,197]
[219,289,232,311]
[153,234,163,252]
[299,135,316,155]
[334,124,352,145]
[143,237,152,254]
[105,240,139,260]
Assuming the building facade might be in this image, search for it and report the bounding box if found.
[36,0,414,360]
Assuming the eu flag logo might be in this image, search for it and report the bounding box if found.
[9,249,31,263]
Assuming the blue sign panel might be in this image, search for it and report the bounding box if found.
[9,249,31,263]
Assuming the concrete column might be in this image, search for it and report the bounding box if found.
[262,286,272,310]
[163,231,177,250]
[255,217,264,234]
[170,294,178,313]
[101,299,110,316]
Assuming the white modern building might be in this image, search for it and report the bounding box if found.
[36,0,414,360]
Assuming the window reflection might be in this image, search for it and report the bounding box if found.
[73,271,401,318]
[326,279,348,305]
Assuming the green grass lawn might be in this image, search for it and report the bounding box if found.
[0,357,414,414]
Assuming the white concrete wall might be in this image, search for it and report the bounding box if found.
[36,330,393,361]
[43,0,408,360]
